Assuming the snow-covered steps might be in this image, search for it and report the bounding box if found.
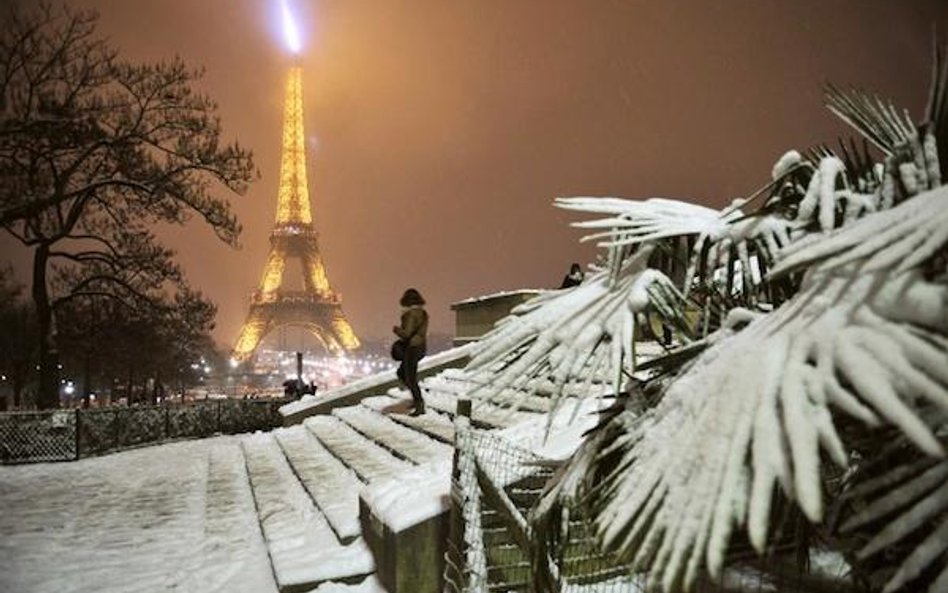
[273,426,362,543]
[387,409,456,444]
[431,368,554,413]
[200,442,279,593]
[360,395,456,444]
[304,415,412,483]
[241,433,374,592]
[417,384,537,428]
[333,406,453,465]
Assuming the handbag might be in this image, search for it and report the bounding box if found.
[391,313,422,361]
[390,338,407,361]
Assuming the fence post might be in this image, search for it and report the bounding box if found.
[445,398,472,593]
[456,398,472,419]
[74,408,81,460]
[113,408,120,451]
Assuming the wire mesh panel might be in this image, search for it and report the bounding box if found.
[448,416,560,593]
[465,429,648,593]
[0,410,77,463]
[167,402,218,440]
[124,407,166,447]
[446,408,850,593]
[469,430,553,593]
[219,399,284,434]
[77,408,122,454]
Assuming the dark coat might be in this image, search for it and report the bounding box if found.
[395,306,428,349]
[560,273,583,289]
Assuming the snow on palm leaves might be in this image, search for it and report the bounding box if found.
[459,51,948,592]
[589,187,948,591]
[465,243,686,412]
[838,435,948,593]
[464,146,874,412]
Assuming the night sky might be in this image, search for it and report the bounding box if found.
[3,0,947,347]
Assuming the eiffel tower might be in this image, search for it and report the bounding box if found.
[232,65,360,361]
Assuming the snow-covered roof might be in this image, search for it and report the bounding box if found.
[450,288,546,308]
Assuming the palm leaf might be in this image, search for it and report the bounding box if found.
[772,183,948,287]
[924,38,948,183]
[584,190,948,592]
[557,192,803,332]
[464,244,690,416]
[824,84,916,156]
[837,432,948,593]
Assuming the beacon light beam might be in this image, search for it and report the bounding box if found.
[280,0,302,53]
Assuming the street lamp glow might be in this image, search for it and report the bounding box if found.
[280,0,302,54]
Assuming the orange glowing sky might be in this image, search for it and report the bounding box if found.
[2,0,947,347]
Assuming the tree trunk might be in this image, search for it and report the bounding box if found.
[32,243,59,409]
[152,370,162,403]
[126,365,134,405]
[82,354,92,408]
[12,375,23,409]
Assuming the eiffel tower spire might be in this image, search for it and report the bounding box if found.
[275,66,311,226]
[232,66,360,361]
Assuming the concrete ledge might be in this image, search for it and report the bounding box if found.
[280,343,476,426]
[360,497,449,593]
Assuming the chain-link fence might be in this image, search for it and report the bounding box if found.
[446,401,857,593]
[0,398,290,464]
[446,413,635,593]
[0,410,78,464]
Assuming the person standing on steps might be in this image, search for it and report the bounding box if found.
[393,288,428,416]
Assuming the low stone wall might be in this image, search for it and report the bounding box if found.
[360,496,450,593]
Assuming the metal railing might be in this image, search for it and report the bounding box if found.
[445,399,857,593]
[0,398,291,464]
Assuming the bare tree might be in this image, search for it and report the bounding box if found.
[0,4,255,408]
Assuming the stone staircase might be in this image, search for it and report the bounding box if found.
[200,372,543,593]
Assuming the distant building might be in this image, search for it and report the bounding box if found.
[450,289,543,346]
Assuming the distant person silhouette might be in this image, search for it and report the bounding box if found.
[560,263,584,289]
[393,288,428,415]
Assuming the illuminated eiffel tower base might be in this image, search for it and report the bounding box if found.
[232,66,359,362]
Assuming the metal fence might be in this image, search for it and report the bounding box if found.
[0,398,291,464]
[446,400,858,593]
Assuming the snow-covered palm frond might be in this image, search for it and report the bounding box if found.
[557,173,803,328]
[583,189,948,592]
[926,39,948,178]
[837,435,948,593]
[825,79,946,211]
[556,197,733,247]
[464,244,689,413]
[773,184,948,288]
[824,84,917,157]
[556,195,795,284]
[792,154,880,232]
[823,137,881,193]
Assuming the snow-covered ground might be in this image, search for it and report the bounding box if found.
[0,437,277,593]
[0,357,602,593]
